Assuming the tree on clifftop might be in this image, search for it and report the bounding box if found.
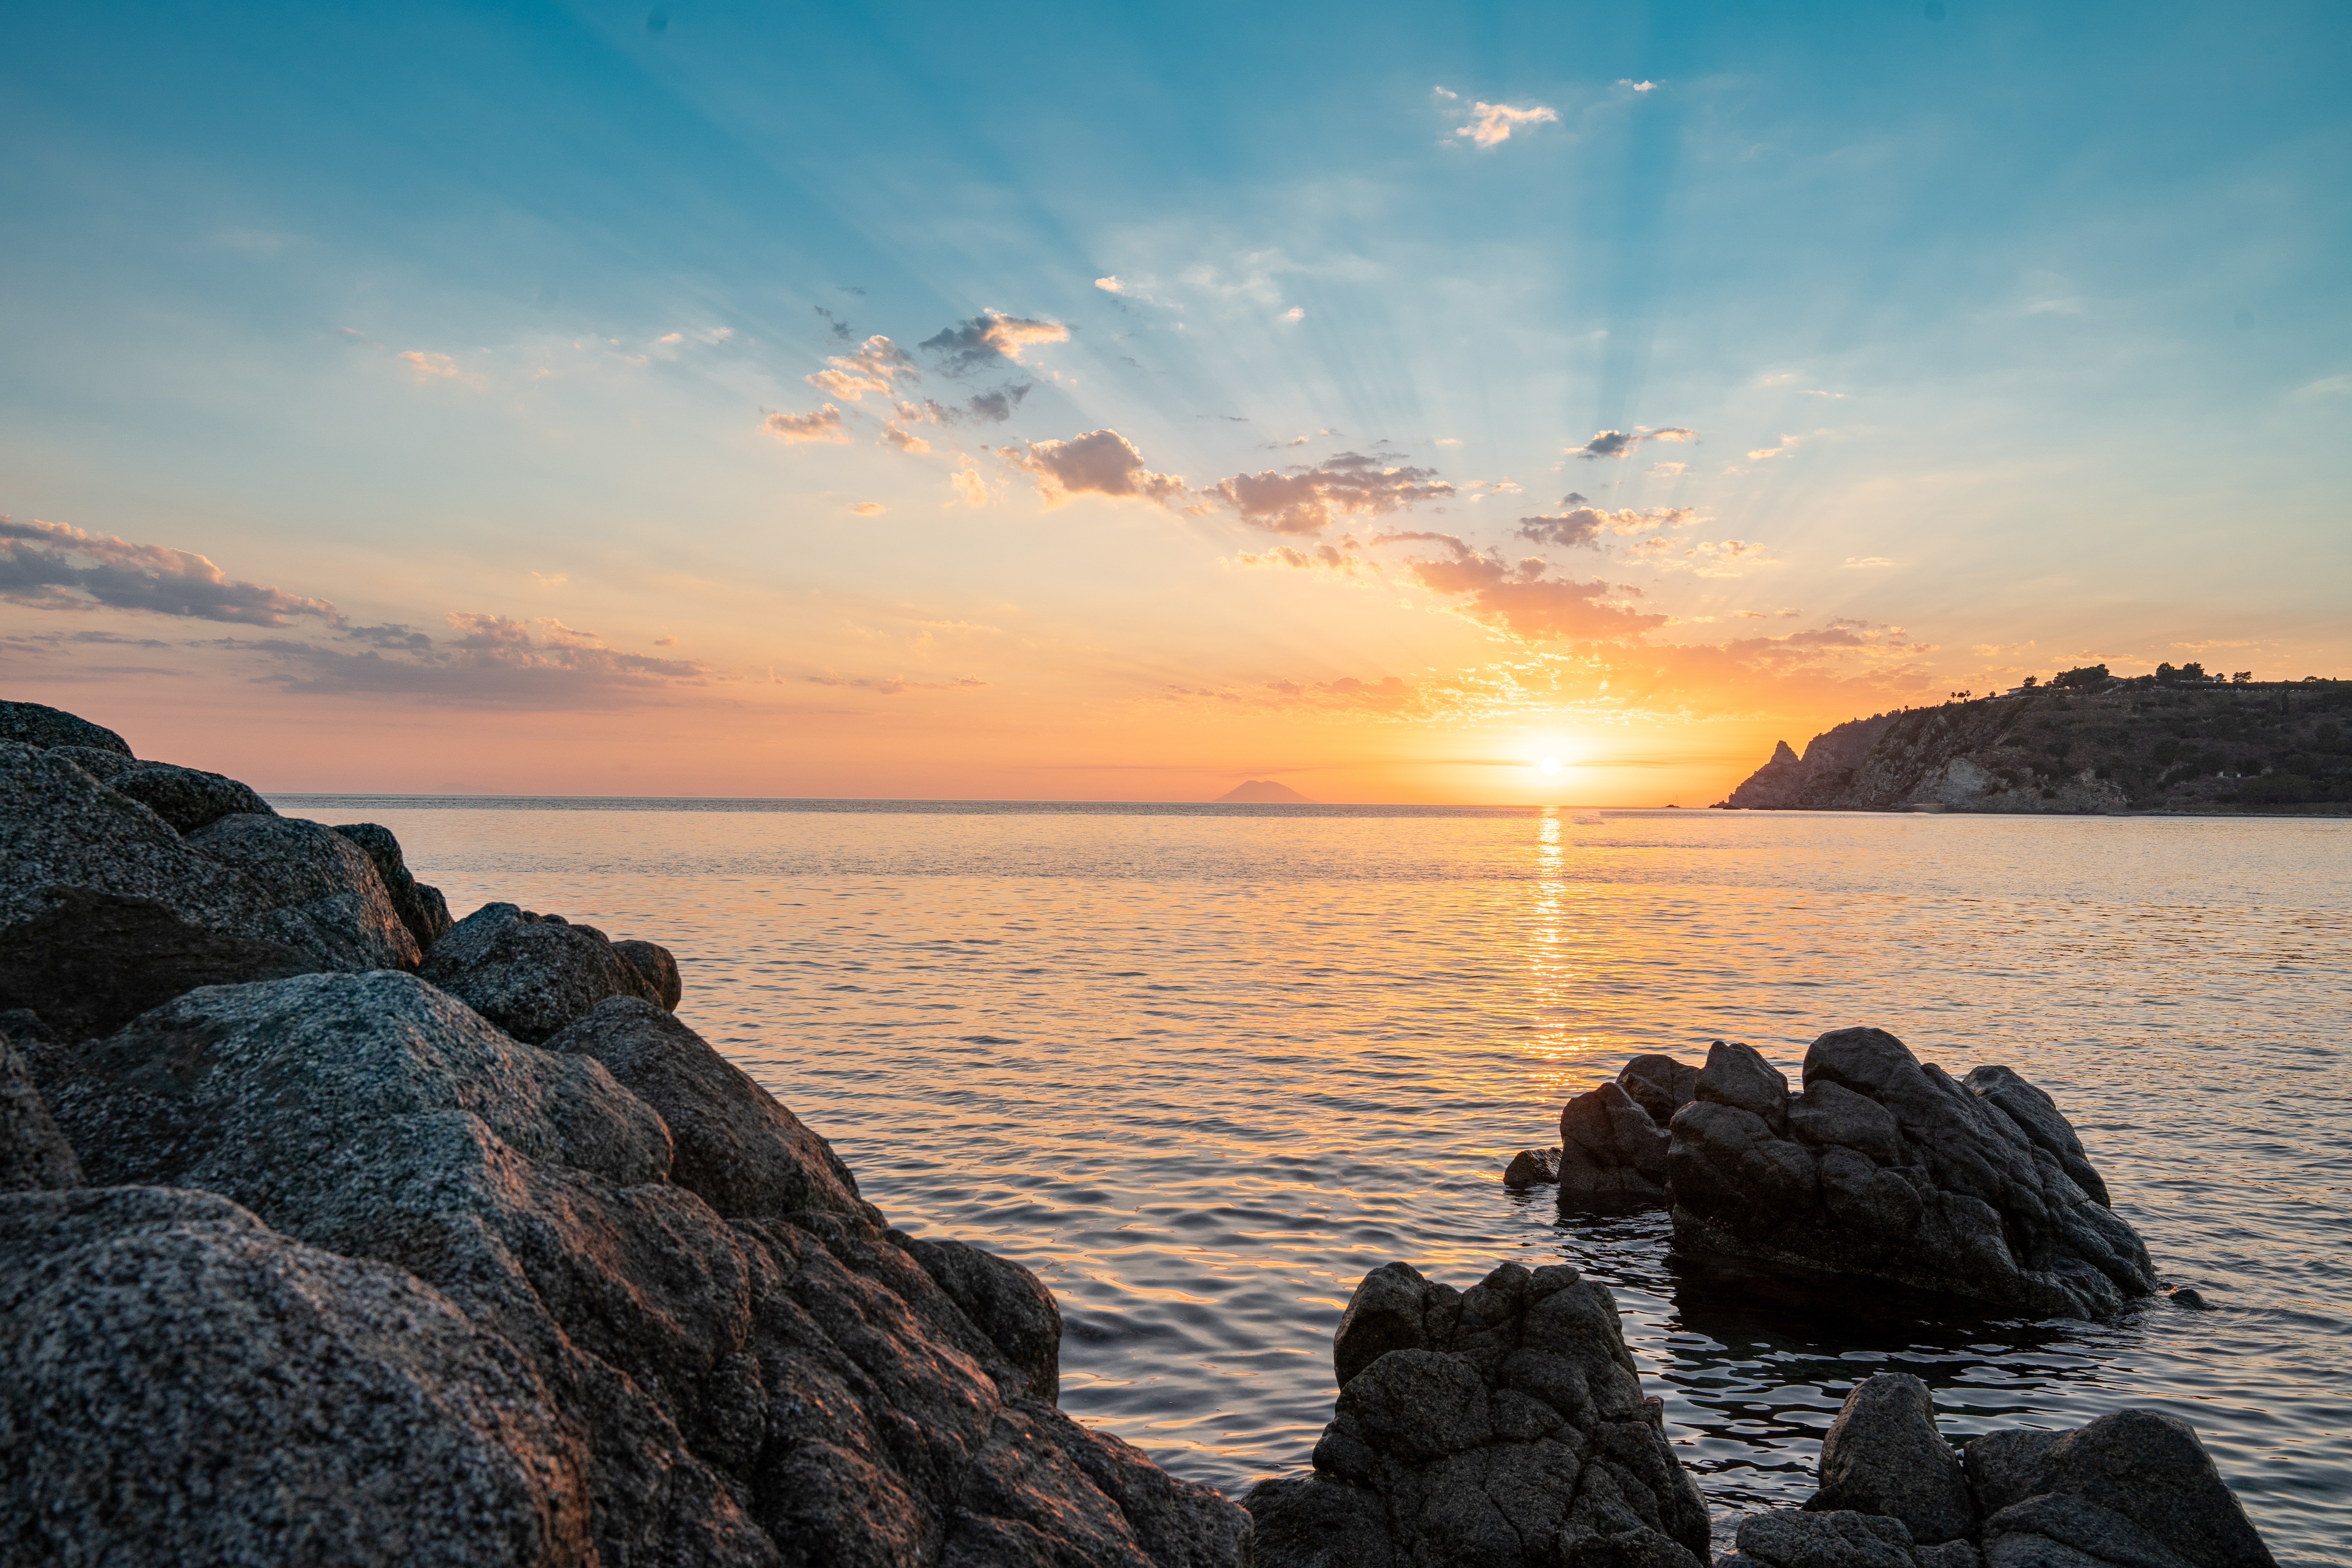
[2052,665,2109,690]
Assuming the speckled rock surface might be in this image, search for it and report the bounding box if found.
[0,700,131,755]
[0,1031,80,1192]
[422,902,657,1042]
[0,1185,591,1568]
[185,812,420,972]
[1244,1259,1712,1568]
[334,822,455,955]
[22,971,1245,1568]
[110,761,276,835]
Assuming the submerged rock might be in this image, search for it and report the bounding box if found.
[1720,1376,2275,1568]
[1669,1027,2154,1319]
[1505,1146,1563,1189]
[1243,1259,1713,1568]
[21,970,1242,1566]
[422,902,680,1043]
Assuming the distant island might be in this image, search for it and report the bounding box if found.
[1719,666,2351,814]
[1216,779,1314,803]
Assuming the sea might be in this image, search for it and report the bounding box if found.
[270,798,2352,1564]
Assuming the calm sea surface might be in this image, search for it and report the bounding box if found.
[271,800,2352,1564]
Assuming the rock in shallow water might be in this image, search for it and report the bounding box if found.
[1809,1374,1976,1546]
[1669,1027,2155,1319]
[1559,1080,1673,1205]
[1245,1259,1713,1568]
[1506,1146,1564,1189]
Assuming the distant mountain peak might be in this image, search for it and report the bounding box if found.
[1215,779,1314,803]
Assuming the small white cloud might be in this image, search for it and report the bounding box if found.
[1843,556,1897,568]
[849,502,886,516]
[2296,374,2350,396]
[1434,437,1463,447]
[878,421,931,454]
[397,350,462,380]
[1454,101,1560,148]
[1432,85,1460,102]
[1618,79,1659,92]
[1281,307,1305,322]
[765,405,847,444]
[1800,389,1845,399]
[1748,447,1782,461]
[656,332,683,345]
[1095,276,1126,295]
[1650,461,1687,476]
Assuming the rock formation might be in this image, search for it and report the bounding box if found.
[1528,1032,2153,1320]
[0,700,1248,1568]
[1244,1259,1714,1568]
[1720,1372,2277,1568]
[1668,1031,2156,1319]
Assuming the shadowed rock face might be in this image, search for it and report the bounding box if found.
[0,1031,81,1191]
[334,822,455,955]
[1729,1374,2277,1568]
[1668,1028,2155,1320]
[1243,1259,1713,1568]
[423,903,681,1043]
[21,972,1244,1568]
[111,761,276,835]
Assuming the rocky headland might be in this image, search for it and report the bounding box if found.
[1719,678,2351,814]
[1,698,2280,1566]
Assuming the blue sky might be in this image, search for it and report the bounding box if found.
[2,1,2346,797]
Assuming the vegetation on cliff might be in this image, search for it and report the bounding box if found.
[1722,679,2352,813]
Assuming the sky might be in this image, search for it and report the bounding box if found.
[2,0,2346,802]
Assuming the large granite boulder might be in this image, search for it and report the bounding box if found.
[0,1030,81,1192]
[1243,1259,1713,1568]
[110,760,276,835]
[423,902,681,1043]
[186,812,421,972]
[0,1185,592,1567]
[1721,1378,2275,1568]
[0,699,131,754]
[334,821,456,954]
[1618,1054,1700,1127]
[21,971,1242,1567]
[2,729,433,1037]
[1667,1028,2154,1319]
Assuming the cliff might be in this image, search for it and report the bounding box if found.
[1721,680,2352,813]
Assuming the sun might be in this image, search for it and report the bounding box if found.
[1539,756,1562,776]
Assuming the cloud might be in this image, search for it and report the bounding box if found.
[949,458,990,507]
[807,336,917,400]
[812,306,855,343]
[1618,79,1659,92]
[1209,452,1454,535]
[1569,427,1696,460]
[878,421,931,454]
[2297,375,2350,396]
[997,429,1186,506]
[1516,501,1697,549]
[1094,277,1126,295]
[1404,544,1668,641]
[397,350,463,381]
[848,502,886,516]
[228,613,709,708]
[2023,296,2084,316]
[1843,556,1898,568]
[804,671,989,694]
[1633,538,1779,577]
[1454,101,1560,147]
[921,310,1071,374]
[765,405,847,444]
[1800,389,1845,399]
[1650,461,1687,476]
[1281,307,1305,322]
[1748,446,1782,461]
[0,516,338,626]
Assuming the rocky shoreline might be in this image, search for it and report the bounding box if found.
[1,699,2281,1566]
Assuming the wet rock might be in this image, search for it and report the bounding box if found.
[25,971,1244,1567]
[0,887,316,1041]
[1734,1508,1918,1566]
[0,699,131,755]
[614,937,683,1010]
[1695,1040,1792,1134]
[902,1235,1063,1404]
[1246,1259,1712,1568]
[0,1185,592,1568]
[186,813,421,972]
[1506,1147,1563,1188]
[1617,1054,1699,1127]
[1559,1080,1672,1204]
[1810,1374,1975,1545]
[1668,1028,2155,1319]
[2166,1287,2211,1311]
[542,996,870,1224]
[112,760,276,835]
[1,1030,81,1191]
[334,822,455,954]
[1964,1411,2275,1568]
[422,902,659,1043]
